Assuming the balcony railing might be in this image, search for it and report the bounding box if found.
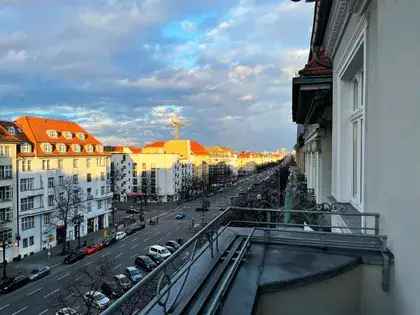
[101,206,385,315]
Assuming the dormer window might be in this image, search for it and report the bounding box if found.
[42,143,53,153]
[96,144,103,153]
[76,133,86,141]
[21,142,32,153]
[72,144,81,153]
[57,143,67,153]
[85,144,94,153]
[7,127,15,135]
[47,130,58,138]
[62,131,73,139]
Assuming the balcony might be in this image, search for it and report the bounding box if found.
[102,206,392,315]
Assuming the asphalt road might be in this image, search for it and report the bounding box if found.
[0,170,273,315]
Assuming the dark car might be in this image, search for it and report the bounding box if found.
[113,274,132,291]
[175,213,185,220]
[195,207,208,212]
[0,275,30,293]
[135,255,157,272]
[164,245,176,254]
[146,253,164,265]
[103,234,117,247]
[125,266,143,283]
[126,208,140,214]
[64,250,86,264]
[29,266,51,281]
[125,222,145,235]
[166,240,180,250]
[101,280,124,298]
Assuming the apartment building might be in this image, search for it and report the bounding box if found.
[0,122,20,262]
[207,146,238,187]
[107,146,193,202]
[291,0,420,313]
[13,116,112,257]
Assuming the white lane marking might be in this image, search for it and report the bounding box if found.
[12,306,28,315]
[43,288,60,299]
[130,244,139,250]
[56,272,70,281]
[38,309,49,315]
[112,263,122,271]
[0,304,10,312]
[115,252,122,259]
[100,253,110,258]
[74,275,83,282]
[50,263,61,269]
[143,237,150,242]
[119,244,126,249]
[84,261,94,267]
[26,287,43,296]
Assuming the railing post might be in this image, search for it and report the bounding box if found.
[374,214,380,235]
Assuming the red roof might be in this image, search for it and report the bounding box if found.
[0,121,21,143]
[298,48,332,76]
[144,141,165,148]
[190,140,208,155]
[128,146,142,154]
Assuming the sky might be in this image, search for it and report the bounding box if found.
[0,0,313,151]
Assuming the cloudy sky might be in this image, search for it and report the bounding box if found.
[0,0,313,151]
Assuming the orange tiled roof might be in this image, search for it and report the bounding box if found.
[128,146,142,154]
[0,121,21,143]
[15,116,107,157]
[144,141,165,148]
[190,140,208,155]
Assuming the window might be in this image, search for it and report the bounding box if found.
[47,130,58,138]
[87,201,92,212]
[58,159,63,169]
[96,145,103,153]
[73,174,78,184]
[72,144,81,153]
[62,131,72,139]
[48,177,54,188]
[29,236,34,246]
[7,127,15,135]
[0,207,12,223]
[21,142,32,153]
[0,165,12,180]
[21,216,35,231]
[44,214,51,225]
[43,143,53,153]
[59,176,64,186]
[76,133,86,140]
[87,187,92,199]
[100,172,105,181]
[48,195,54,206]
[20,178,34,191]
[42,159,50,170]
[21,197,34,211]
[0,186,12,201]
[85,145,93,153]
[97,200,102,209]
[73,159,78,168]
[0,229,12,243]
[57,143,66,153]
[101,186,105,195]
[0,145,10,157]
[86,158,91,168]
[22,160,31,172]
[23,238,28,248]
[87,173,92,182]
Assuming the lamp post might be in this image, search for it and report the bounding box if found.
[1,239,8,279]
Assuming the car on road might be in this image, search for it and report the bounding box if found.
[83,291,110,310]
[166,240,181,250]
[175,212,186,220]
[126,266,143,283]
[0,275,30,293]
[135,255,157,272]
[148,245,171,260]
[164,245,176,254]
[125,222,146,235]
[114,274,132,291]
[55,307,80,315]
[82,245,99,255]
[29,265,51,281]
[195,207,208,212]
[115,231,127,240]
[101,280,124,298]
[126,208,140,214]
[64,250,86,264]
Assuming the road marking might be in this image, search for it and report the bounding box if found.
[12,306,28,315]
[74,275,83,281]
[130,244,139,250]
[56,272,70,280]
[0,304,10,312]
[112,263,122,271]
[26,287,43,296]
[119,243,126,249]
[143,237,150,242]
[100,253,110,258]
[38,309,49,315]
[84,261,94,267]
[44,288,60,299]
[50,263,61,269]
[115,252,123,259]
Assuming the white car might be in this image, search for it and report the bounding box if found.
[115,231,127,240]
[148,245,171,260]
[83,291,110,310]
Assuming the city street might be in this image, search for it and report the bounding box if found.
[0,171,272,315]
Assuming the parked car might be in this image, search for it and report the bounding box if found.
[165,240,181,250]
[103,234,117,247]
[29,266,51,281]
[113,274,132,291]
[164,245,176,254]
[82,245,98,255]
[0,275,30,293]
[126,208,140,214]
[83,291,110,310]
[147,253,164,265]
[219,207,225,212]
[135,255,157,272]
[55,307,80,315]
[125,222,145,235]
[125,266,143,283]
[115,231,127,240]
[148,245,171,260]
[64,251,86,264]
[101,280,124,298]
[175,213,185,220]
[94,242,105,251]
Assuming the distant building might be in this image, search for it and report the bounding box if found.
[207,146,238,188]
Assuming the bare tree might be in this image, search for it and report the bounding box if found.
[52,176,86,255]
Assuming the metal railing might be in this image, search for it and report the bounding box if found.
[101,206,382,315]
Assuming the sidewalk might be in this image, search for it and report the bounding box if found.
[5,229,109,276]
